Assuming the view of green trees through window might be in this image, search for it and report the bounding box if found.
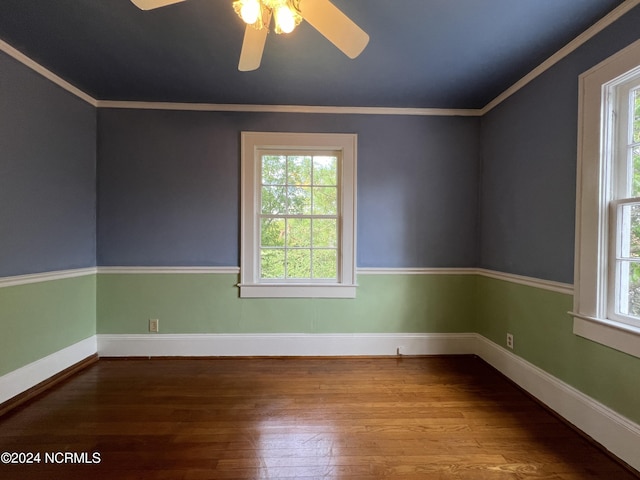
[260,153,339,280]
[622,87,640,317]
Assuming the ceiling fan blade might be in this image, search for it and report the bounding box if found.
[238,11,272,71]
[298,0,369,59]
[130,0,186,10]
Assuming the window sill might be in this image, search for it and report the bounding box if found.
[238,283,357,298]
[571,312,640,359]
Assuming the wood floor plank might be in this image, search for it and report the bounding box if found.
[0,356,636,479]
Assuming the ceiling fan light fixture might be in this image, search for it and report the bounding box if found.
[234,0,301,33]
[233,0,263,27]
[239,0,261,24]
[233,0,368,72]
[274,4,296,33]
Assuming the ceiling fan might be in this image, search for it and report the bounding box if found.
[130,0,369,71]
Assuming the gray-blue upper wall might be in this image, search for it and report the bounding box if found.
[97,109,480,268]
[3,4,639,280]
[0,53,96,277]
[479,4,640,284]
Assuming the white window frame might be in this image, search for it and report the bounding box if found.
[573,39,640,358]
[239,132,357,298]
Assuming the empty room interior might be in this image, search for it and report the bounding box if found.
[1,0,640,478]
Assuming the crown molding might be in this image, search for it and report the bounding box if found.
[96,100,481,116]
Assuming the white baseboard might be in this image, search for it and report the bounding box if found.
[475,335,640,472]
[0,336,97,405]
[97,332,477,357]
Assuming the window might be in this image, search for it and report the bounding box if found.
[260,153,340,280]
[239,132,357,298]
[573,39,640,358]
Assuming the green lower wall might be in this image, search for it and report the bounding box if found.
[96,273,476,334]
[476,275,640,424]
[0,275,96,376]
[5,271,639,427]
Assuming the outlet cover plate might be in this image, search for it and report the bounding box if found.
[149,319,159,333]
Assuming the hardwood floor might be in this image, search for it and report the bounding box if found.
[0,356,636,479]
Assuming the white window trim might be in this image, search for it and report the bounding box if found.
[239,132,357,298]
[573,39,640,358]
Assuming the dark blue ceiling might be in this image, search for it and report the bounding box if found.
[0,0,628,108]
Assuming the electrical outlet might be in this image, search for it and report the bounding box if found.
[506,333,514,349]
[149,318,159,333]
